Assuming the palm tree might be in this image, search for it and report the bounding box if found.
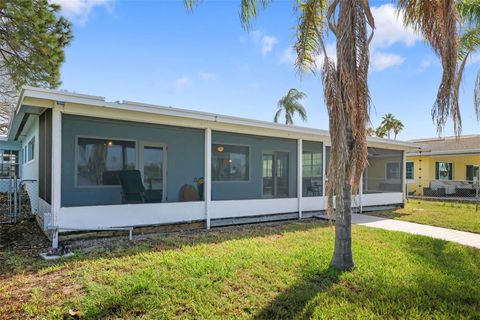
[392,119,404,140]
[380,113,396,139]
[274,88,307,125]
[185,0,460,271]
[374,126,387,139]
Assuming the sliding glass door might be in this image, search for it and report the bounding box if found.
[262,151,289,198]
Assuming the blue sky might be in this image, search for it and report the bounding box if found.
[51,0,480,140]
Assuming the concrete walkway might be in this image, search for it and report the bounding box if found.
[316,214,480,249]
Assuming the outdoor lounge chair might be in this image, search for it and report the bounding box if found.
[118,170,163,204]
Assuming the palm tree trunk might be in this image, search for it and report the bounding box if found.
[331,125,354,270]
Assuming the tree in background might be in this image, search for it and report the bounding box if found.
[374,126,387,139]
[379,113,396,139]
[0,0,72,134]
[185,0,459,270]
[274,88,307,125]
[392,119,404,140]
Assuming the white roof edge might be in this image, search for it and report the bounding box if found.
[407,149,480,156]
[16,86,417,149]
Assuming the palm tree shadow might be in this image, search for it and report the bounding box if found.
[254,266,343,320]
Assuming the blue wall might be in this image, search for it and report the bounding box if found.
[212,131,297,200]
[61,116,205,206]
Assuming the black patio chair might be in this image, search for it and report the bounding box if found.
[118,170,145,204]
[118,170,163,204]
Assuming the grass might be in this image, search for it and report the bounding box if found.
[0,219,479,319]
[370,199,480,234]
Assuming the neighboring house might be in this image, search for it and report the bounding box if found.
[406,135,480,196]
[3,86,417,247]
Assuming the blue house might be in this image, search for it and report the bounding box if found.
[4,86,417,247]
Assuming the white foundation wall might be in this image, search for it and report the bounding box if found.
[56,192,403,230]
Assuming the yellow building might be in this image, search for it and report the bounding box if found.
[406,135,480,196]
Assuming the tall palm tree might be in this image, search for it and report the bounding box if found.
[392,119,404,140]
[274,88,307,125]
[380,113,396,139]
[185,0,459,271]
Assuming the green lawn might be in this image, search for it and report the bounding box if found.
[370,199,480,234]
[1,220,479,319]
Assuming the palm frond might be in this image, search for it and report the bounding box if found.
[398,0,459,135]
[273,108,283,123]
[457,0,480,27]
[458,27,480,62]
[240,0,272,30]
[294,0,328,73]
[184,0,201,12]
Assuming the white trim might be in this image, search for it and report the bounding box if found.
[297,139,302,219]
[361,192,403,207]
[210,198,298,219]
[205,128,212,229]
[407,149,480,156]
[51,107,62,248]
[15,86,418,151]
[57,201,205,229]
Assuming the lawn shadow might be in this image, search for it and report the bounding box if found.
[253,266,342,320]
[0,218,332,277]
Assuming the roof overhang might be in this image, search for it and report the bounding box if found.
[407,149,480,156]
[9,86,420,151]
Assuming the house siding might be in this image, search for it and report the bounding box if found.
[61,115,205,206]
[211,131,297,200]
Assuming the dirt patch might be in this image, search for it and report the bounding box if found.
[0,219,50,274]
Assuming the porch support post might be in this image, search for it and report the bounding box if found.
[297,139,302,219]
[359,172,363,213]
[322,143,327,197]
[51,105,62,248]
[402,150,406,207]
[204,128,212,229]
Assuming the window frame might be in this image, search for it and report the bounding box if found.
[385,161,402,181]
[212,143,251,183]
[435,161,453,181]
[405,161,414,181]
[24,137,35,164]
[74,135,138,188]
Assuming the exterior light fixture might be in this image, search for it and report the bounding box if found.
[217,146,224,153]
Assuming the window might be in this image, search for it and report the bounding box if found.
[212,144,249,181]
[77,137,136,186]
[435,162,452,180]
[386,162,401,180]
[26,137,35,162]
[466,165,480,182]
[302,150,323,197]
[406,161,414,180]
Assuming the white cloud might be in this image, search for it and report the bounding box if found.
[49,0,113,25]
[370,4,420,49]
[197,72,216,81]
[279,47,296,65]
[371,51,406,71]
[261,35,278,56]
[468,52,480,65]
[172,76,190,94]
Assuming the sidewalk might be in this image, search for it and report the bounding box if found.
[316,213,480,249]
